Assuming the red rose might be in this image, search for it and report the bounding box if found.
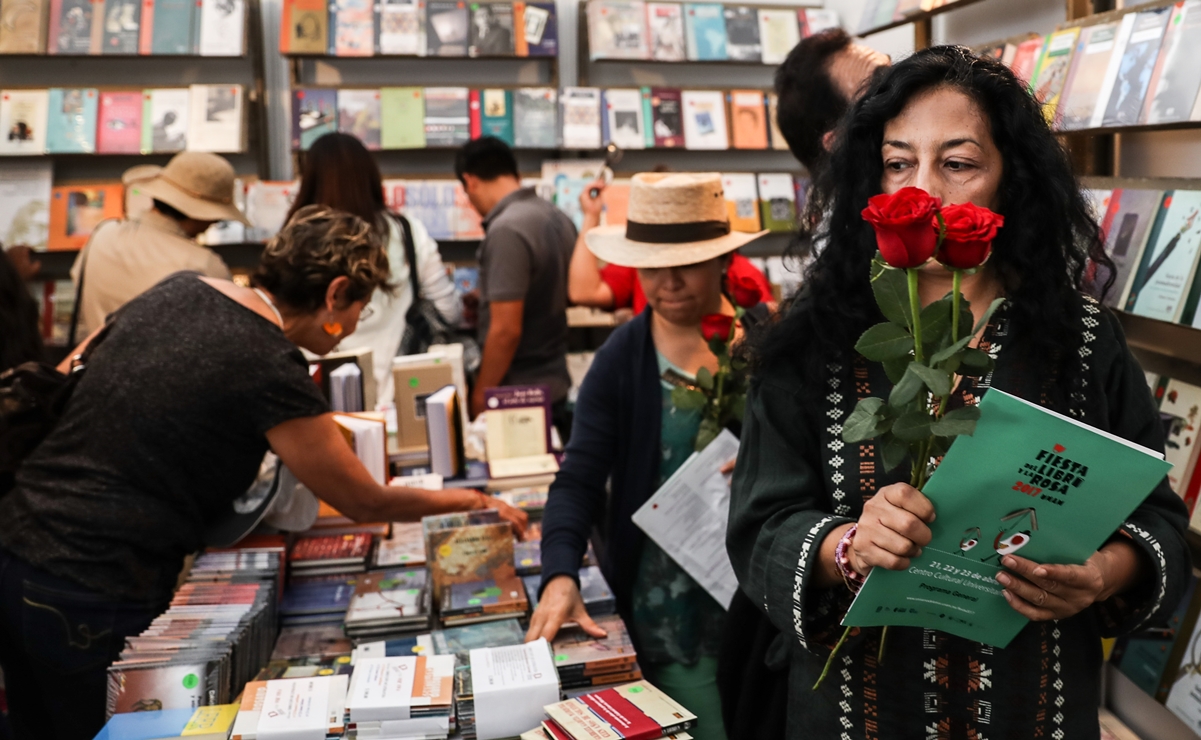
[937,202,1005,270]
[730,275,763,308]
[701,314,735,342]
[861,187,942,269]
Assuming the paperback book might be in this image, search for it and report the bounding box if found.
[337,88,381,149]
[101,0,140,52]
[293,87,337,149]
[0,161,51,251]
[423,86,469,146]
[1100,6,1172,128]
[721,172,760,232]
[46,87,97,153]
[331,0,373,54]
[281,0,327,53]
[1098,188,1164,309]
[440,575,528,625]
[645,1,682,61]
[683,2,724,61]
[198,0,243,55]
[602,88,644,150]
[843,389,1171,647]
[728,90,766,149]
[757,172,796,232]
[48,183,121,250]
[650,87,682,147]
[467,1,513,56]
[720,4,757,61]
[1057,22,1120,131]
[425,0,467,55]
[141,87,189,153]
[519,0,555,56]
[380,86,424,148]
[1143,0,1201,125]
[680,89,727,149]
[1029,27,1078,124]
[187,83,242,152]
[757,7,798,65]
[478,87,514,144]
[560,86,601,150]
[513,87,556,148]
[1125,189,1201,322]
[48,0,95,53]
[376,0,421,54]
[96,89,141,153]
[586,0,646,60]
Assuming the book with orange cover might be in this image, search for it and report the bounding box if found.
[728,89,767,149]
[281,0,328,53]
[48,183,123,251]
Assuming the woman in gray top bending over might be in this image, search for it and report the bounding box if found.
[0,205,525,740]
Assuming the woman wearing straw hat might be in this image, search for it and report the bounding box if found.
[71,152,250,338]
[529,172,767,740]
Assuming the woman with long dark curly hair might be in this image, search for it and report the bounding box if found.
[727,46,1189,737]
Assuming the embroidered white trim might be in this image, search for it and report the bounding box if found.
[826,363,851,515]
[1123,521,1168,631]
[793,515,839,650]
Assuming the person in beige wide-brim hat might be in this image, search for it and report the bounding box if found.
[584,171,766,268]
[531,172,770,740]
[71,151,250,336]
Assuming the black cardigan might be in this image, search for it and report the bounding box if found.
[540,309,661,619]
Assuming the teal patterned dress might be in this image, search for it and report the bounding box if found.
[629,353,728,740]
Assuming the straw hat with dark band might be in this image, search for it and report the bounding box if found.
[584,172,767,269]
[128,151,250,226]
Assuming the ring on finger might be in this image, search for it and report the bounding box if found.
[1034,590,1048,607]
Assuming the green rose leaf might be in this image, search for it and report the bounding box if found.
[696,366,715,391]
[880,437,910,472]
[919,295,954,352]
[889,363,925,407]
[882,355,911,384]
[695,418,721,451]
[855,322,914,362]
[971,297,1006,336]
[892,409,933,442]
[671,386,707,411]
[708,337,727,358]
[909,362,952,398]
[929,435,951,458]
[871,262,913,328]
[958,347,994,375]
[931,405,981,437]
[929,333,974,365]
[843,397,889,443]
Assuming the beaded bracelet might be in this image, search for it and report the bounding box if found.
[835,523,866,592]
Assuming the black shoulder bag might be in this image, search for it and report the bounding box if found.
[0,248,109,496]
[394,213,462,356]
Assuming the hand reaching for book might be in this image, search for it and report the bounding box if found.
[995,540,1145,621]
[481,493,529,540]
[525,574,609,644]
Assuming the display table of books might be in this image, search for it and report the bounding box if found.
[95,497,696,740]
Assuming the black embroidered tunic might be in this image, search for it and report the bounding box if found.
[727,298,1190,739]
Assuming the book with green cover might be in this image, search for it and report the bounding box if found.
[640,86,653,149]
[843,389,1171,647]
[479,88,513,145]
[380,86,425,149]
[150,0,193,53]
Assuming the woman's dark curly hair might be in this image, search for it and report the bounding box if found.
[755,45,1113,395]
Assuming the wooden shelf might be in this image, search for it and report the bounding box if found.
[856,0,987,38]
[0,53,248,59]
[284,53,555,61]
[586,55,780,68]
[1058,120,1201,138]
[1113,310,1201,389]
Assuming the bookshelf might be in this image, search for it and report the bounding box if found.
[855,0,988,43]
[0,0,268,180]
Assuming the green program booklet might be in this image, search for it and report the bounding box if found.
[843,389,1171,647]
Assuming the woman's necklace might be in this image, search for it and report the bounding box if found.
[252,288,284,327]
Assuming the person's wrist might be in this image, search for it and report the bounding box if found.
[836,523,866,591]
[1096,540,1142,602]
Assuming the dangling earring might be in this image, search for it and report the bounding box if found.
[323,321,343,337]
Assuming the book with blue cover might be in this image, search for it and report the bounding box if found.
[683,2,725,61]
[479,88,514,145]
[522,0,555,56]
[1101,5,1172,127]
[101,0,142,53]
[46,87,97,153]
[149,0,194,53]
[280,576,356,622]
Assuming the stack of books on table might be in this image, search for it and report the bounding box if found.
[105,539,284,713]
[279,574,358,626]
[525,565,616,618]
[352,619,527,669]
[344,656,457,740]
[456,640,560,740]
[290,532,374,577]
[371,521,427,569]
[94,705,240,740]
[256,623,356,680]
[551,615,642,690]
[539,681,697,740]
[344,567,433,639]
[440,575,530,626]
[231,675,350,740]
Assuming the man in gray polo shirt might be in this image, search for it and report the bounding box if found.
[456,137,577,427]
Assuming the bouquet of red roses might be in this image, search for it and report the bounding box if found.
[844,187,1005,487]
[814,187,1004,688]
